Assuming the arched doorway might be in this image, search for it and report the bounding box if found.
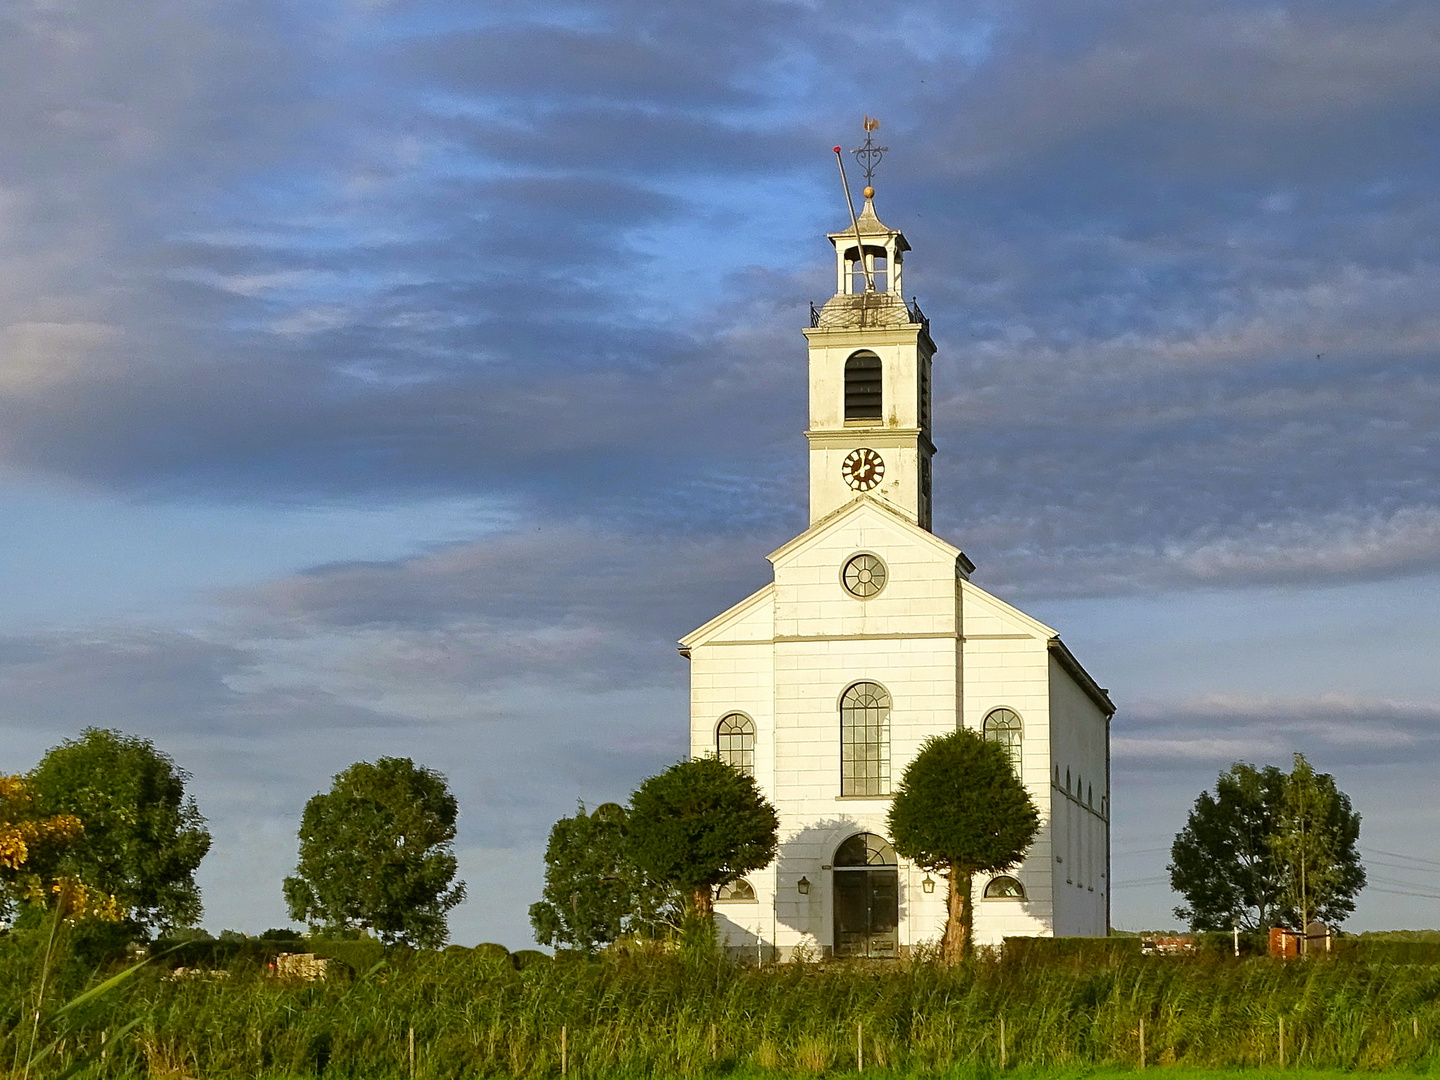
[833,833,898,958]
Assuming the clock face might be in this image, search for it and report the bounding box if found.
[841,447,885,491]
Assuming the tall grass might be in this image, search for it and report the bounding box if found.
[5,941,1440,1078]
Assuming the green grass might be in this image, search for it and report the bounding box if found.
[7,939,1440,1078]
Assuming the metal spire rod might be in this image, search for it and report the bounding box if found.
[833,146,875,293]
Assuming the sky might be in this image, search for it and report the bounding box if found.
[3,0,1440,946]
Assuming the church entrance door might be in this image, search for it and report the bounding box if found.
[832,833,898,958]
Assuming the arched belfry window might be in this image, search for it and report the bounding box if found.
[845,352,883,422]
[845,245,888,293]
[840,682,890,796]
[983,708,1023,777]
[716,713,755,776]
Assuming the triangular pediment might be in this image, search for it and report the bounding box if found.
[679,582,775,651]
[959,578,1057,640]
[767,494,969,570]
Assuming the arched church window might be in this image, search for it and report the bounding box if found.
[983,875,1026,900]
[983,708,1022,777]
[844,352,883,421]
[716,878,757,903]
[1088,783,1093,808]
[840,682,890,796]
[716,713,755,776]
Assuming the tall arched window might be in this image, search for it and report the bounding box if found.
[716,713,755,776]
[840,682,890,796]
[844,352,883,421]
[983,708,1023,777]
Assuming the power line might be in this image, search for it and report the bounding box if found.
[1363,848,1440,869]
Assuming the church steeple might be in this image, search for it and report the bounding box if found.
[802,132,935,530]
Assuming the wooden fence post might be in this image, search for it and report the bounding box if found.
[999,1017,1006,1069]
[1138,1018,1146,1069]
[561,1025,568,1077]
[408,1025,415,1080]
[1279,1017,1285,1069]
[857,1020,864,1072]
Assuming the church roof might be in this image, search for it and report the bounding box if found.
[828,195,909,245]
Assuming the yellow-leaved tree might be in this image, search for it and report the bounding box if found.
[0,774,119,923]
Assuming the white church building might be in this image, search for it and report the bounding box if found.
[679,184,1115,959]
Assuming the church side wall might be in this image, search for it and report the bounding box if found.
[959,631,1056,946]
[690,638,778,955]
[1046,653,1111,937]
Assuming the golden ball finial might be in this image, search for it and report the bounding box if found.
[863,185,875,199]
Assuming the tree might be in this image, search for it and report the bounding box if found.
[26,729,211,935]
[626,757,778,924]
[1273,753,1365,928]
[284,757,466,947]
[529,802,680,952]
[0,774,85,922]
[1169,756,1364,932]
[887,730,1040,964]
[1168,762,1287,931]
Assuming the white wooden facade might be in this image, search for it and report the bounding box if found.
[679,194,1115,957]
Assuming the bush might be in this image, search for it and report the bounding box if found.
[511,948,550,970]
[473,942,511,964]
[1003,936,1143,964]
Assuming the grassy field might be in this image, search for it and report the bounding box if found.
[6,937,1440,1078]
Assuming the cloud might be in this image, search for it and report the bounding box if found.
[1113,691,1440,770]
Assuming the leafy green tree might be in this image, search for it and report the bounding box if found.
[1169,762,1288,931]
[529,802,680,952]
[887,730,1040,964]
[284,757,466,947]
[1273,753,1365,927]
[627,757,778,924]
[25,728,211,935]
[1169,756,1364,931]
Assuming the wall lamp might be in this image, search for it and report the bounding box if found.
[797,876,811,895]
[921,875,936,894]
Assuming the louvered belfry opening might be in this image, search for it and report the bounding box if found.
[844,351,883,421]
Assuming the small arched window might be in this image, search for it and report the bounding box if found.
[844,352,883,421]
[840,682,891,796]
[1087,783,1093,808]
[716,713,755,776]
[1066,768,1072,795]
[716,878,757,903]
[983,875,1026,900]
[983,708,1023,777]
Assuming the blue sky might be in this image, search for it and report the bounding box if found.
[4,0,1440,945]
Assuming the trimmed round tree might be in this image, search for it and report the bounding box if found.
[888,730,1040,963]
[627,757,778,923]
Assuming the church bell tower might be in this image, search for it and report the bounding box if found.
[802,165,935,530]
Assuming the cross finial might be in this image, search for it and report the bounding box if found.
[851,116,887,189]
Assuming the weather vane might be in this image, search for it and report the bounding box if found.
[851,116,887,188]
